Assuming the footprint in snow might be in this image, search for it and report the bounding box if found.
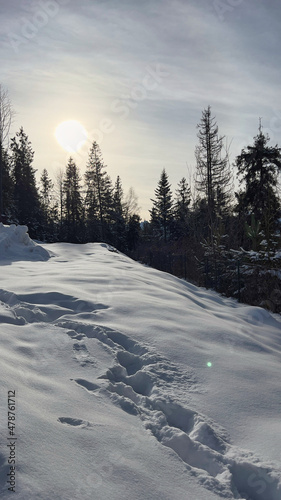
[55,320,281,500]
[57,417,93,428]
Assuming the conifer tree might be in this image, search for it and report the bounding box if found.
[10,127,41,237]
[85,142,113,241]
[111,175,126,250]
[126,214,141,251]
[174,177,191,238]
[195,106,232,232]
[235,126,281,246]
[54,168,65,239]
[150,169,174,242]
[40,169,58,241]
[113,176,123,214]
[40,169,53,211]
[63,158,83,242]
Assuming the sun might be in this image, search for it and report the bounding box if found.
[55,120,88,153]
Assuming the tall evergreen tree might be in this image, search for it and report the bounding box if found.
[40,168,58,241]
[63,158,83,242]
[174,177,191,238]
[10,127,41,237]
[40,169,54,210]
[84,142,113,241]
[126,214,141,251]
[113,176,123,214]
[111,175,126,250]
[195,106,232,233]
[235,127,281,246]
[150,169,174,242]
[54,168,65,239]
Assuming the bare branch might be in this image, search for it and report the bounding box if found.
[0,84,14,147]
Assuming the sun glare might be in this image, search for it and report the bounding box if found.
[55,120,88,153]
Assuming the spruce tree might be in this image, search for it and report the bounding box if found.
[235,127,281,247]
[112,175,126,250]
[40,169,58,241]
[113,176,123,214]
[150,169,174,242]
[84,142,113,242]
[40,169,54,210]
[10,127,41,237]
[174,177,191,238]
[63,158,83,242]
[126,214,141,251]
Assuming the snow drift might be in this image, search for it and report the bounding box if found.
[0,224,50,262]
[0,233,280,499]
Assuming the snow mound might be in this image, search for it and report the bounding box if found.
[0,224,50,261]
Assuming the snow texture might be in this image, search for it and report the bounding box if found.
[0,226,280,499]
[0,224,51,262]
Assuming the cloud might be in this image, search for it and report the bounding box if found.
[0,0,281,218]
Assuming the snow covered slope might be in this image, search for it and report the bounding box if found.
[0,232,280,499]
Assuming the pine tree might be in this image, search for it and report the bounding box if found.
[126,214,141,251]
[63,158,83,242]
[40,169,54,210]
[150,169,174,242]
[235,126,281,247]
[54,168,64,236]
[84,142,113,241]
[123,186,140,250]
[111,175,126,250]
[113,176,123,214]
[10,127,41,237]
[40,169,58,241]
[195,106,232,232]
[174,177,191,238]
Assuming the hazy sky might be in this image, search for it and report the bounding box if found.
[1,0,281,218]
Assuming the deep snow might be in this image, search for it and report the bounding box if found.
[0,225,280,499]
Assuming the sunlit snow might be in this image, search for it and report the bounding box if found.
[0,225,280,500]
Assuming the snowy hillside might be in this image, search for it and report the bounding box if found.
[0,225,281,500]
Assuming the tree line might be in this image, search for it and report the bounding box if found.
[1,128,141,250]
[136,107,281,312]
[1,87,281,311]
